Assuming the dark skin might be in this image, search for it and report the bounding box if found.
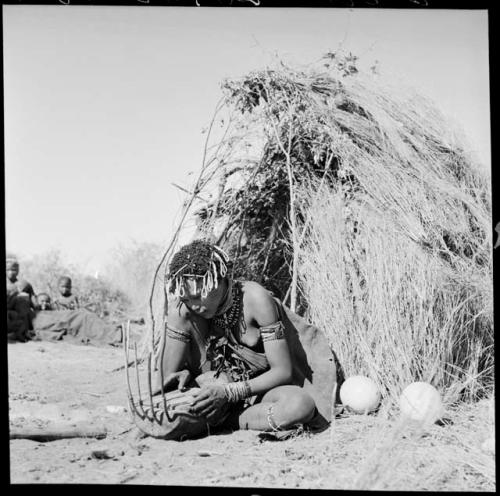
[58,280,72,297]
[55,280,79,310]
[6,263,37,309]
[154,277,316,431]
[37,294,52,311]
[6,262,37,341]
[6,264,19,284]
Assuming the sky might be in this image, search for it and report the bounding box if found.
[3,6,490,275]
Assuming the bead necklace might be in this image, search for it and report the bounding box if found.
[208,280,250,382]
[212,280,244,337]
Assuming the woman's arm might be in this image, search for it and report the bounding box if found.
[152,302,196,394]
[245,285,293,396]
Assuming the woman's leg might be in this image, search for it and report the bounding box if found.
[237,385,316,431]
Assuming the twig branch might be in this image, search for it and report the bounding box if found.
[146,97,226,355]
[171,183,209,202]
[268,103,299,311]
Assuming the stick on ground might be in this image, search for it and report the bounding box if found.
[10,426,107,442]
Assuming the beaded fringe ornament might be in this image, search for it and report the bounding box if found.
[169,246,230,299]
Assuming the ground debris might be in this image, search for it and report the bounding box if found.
[119,471,140,484]
[90,448,125,460]
[106,405,127,414]
[197,450,223,457]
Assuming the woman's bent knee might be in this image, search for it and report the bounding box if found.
[273,388,316,427]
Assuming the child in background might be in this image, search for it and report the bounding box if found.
[37,293,53,311]
[53,276,80,310]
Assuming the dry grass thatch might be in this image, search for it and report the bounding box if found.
[293,66,492,404]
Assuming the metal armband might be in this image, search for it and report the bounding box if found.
[166,324,192,344]
[259,321,285,343]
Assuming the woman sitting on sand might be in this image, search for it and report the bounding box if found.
[153,240,331,433]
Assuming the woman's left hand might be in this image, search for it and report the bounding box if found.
[189,383,228,421]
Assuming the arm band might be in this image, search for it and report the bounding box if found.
[260,321,285,342]
[166,324,192,344]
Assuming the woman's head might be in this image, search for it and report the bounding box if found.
[166,240,231,318]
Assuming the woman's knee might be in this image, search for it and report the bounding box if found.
[272,387,316,426]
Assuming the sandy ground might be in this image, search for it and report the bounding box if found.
[8,339,496,490]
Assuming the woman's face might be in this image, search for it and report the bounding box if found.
[179,277,227,319]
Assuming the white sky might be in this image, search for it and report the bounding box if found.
[3,6,490,274]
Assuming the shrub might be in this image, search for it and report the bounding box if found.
[102,240,164,318]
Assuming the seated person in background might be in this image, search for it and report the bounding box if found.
[32,283,123,347]
[6,257,37,342]
[53,276,80,310]
[37,293,53,311]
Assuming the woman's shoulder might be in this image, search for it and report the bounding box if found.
[239,280,279,323]
[240,280,273,300]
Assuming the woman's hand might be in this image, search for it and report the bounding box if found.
[154,369,191,394]
[189,383,228,421]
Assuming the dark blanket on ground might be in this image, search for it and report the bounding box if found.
[32,309,122,346]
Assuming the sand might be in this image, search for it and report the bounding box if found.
[8,339,495,490]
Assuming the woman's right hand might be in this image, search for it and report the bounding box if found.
[155,369,192,394]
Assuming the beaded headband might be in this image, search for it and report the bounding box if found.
[168,245,230,299]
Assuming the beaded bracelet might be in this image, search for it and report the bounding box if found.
[223,381,252,403]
